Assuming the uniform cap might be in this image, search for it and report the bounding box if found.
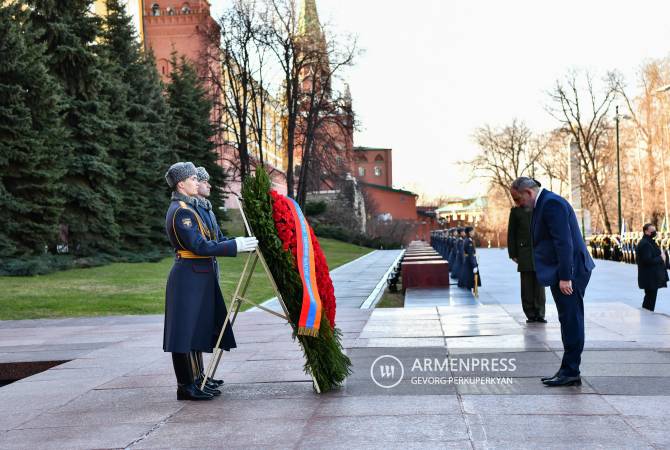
[196,166,210,182]
[165,162,197,188]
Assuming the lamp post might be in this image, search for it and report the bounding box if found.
[616,105,622,235]
[655,84,670,231]
[615,108,634,234]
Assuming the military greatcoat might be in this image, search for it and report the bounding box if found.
[163,194,237,353]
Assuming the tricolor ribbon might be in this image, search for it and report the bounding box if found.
[286,197,322,337]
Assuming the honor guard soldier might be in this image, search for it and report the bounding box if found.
[623,234,631,263]
[458,227,482,290]
[612,234,623,262]
[659,232,670,269]
[446,229,455,265]
[626,234,632,263]
[451,228,460,266]
[596,234,605,259]
[190,166,235,386]
[163,162,258,401]
[195,167,227,242]
[450,227,465,280]
[439,230,448,258]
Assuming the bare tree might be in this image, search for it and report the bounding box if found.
[264,0,356,201]
[464,119,541,205]
[618,60,670,226]
[296,79,356,207]
[536,129,569,196]
[205,0,266,183]
[546,69,621,234]
[264,0,304,198]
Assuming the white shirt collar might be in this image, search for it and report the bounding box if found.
[534,187,544,208]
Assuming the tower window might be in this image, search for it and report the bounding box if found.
[166,6,174,15]
[374,166,382,176]
[181,3,191,14]
[358,167,365,177]
[374,154,384,161]
[151,3,160,15]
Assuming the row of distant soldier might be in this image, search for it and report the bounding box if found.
[430,227,481,290]
[587,232,670,268]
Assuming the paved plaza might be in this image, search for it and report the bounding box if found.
[2,248,670,448]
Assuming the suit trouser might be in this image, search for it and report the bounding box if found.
[550,274,589,377]
[520,271,546,319]
[643,289,658,311]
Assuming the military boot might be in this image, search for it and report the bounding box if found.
[172,353,213,401]
[190,352,221,396]
[197,351,224,387]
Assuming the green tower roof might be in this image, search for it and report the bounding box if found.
[298,0,323,43]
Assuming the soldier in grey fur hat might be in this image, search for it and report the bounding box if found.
[165,162,198,189]
[163,162,257,401]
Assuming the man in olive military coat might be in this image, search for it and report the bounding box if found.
[507,206,547,323]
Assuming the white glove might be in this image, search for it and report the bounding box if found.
[473,267,478,274]
[235,236,258,253]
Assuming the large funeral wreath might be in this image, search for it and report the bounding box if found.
[241,167,351,392]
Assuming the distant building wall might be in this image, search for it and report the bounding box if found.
[362,183,417,220]
[352,147,392,188]
[142,0,219,81]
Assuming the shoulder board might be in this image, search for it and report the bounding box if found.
[176,200,210,239]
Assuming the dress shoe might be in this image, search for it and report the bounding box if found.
[209,377,224,386]
[196,376,222,390]
[540,371,559,382]
[177,383,214,401]
[535,318,548,323]
[526,318,537,323]
[202,384,221,396]
[543,375,581,387]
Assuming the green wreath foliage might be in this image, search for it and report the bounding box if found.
[241,167,351,392]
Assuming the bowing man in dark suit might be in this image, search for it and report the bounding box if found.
[510,177,595,387]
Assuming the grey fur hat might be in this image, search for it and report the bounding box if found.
[165,162,197,188]
[196,166,210,182]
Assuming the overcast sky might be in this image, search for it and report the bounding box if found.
[212,0,670,200]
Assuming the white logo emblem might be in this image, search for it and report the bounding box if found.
[370,354,404,389]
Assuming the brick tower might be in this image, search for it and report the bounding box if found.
[141,0,220,81]
[294,0,354,193]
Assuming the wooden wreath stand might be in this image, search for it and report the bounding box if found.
[201,196,322,394]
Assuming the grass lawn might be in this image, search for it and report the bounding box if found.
[0,238,371,320]
[376,287,405,308]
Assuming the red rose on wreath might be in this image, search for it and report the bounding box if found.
[270,190,337,327]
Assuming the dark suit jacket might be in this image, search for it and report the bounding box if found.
[636,235,669,290]
[507,206,535,272]
[531,189,595,289]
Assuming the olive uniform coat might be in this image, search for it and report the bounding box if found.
[507,206,535,272]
